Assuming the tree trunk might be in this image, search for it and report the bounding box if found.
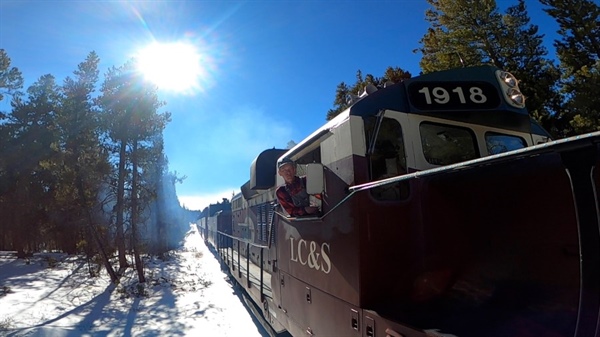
[116,140,128,270]
[131,140,145,283]
[13,178,26,258]
[156,186,167,255]
[74,168,119,284]
[87,215,120,284]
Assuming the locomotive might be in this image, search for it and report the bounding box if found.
[197,66,600,337]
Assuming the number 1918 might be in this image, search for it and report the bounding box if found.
[418,86,487,105]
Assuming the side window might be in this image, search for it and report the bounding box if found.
[366,117,409,201]
[420,122,478,165]
[485,132,527,155]
[290,146,323,215]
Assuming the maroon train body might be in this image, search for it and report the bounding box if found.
[198,66,600,337]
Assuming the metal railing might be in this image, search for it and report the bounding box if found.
[215,230,272,302]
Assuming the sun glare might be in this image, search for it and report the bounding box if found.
[136,42,205,93]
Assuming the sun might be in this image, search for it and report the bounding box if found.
[136,42,204,93]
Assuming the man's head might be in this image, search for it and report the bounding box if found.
[277,157,296,184]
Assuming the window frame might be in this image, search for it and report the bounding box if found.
[484,131,527,155]
[419,121,480,166]
[364,114,410,201]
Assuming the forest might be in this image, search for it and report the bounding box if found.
[0,52,199,284]
[1,0,599,284]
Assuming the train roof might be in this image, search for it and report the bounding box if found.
[281,66,537,164]
[248,148,288,191]
[203,201,231,217]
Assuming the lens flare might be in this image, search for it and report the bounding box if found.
[136,42,206,94]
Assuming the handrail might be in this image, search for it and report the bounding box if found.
[215,230,271,303]
[350,130,600,193]
[217,231,269,250]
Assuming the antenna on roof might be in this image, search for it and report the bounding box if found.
[456,52,465,68]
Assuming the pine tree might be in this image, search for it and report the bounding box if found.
[0,51,24,250]
[98,59,170,283]
[540,0,600,136]
[98,62,135,272]
[1,75,59,256]
[128,76,170,284]
[0,49,24,103]
[56,52,118,282]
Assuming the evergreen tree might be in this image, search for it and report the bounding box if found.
[98,59,170,283]
[326,82,350,121]
[0,51,24,250]
[1,75,60,256]
[98,62,136,271]
[416,0,561,135]
[55,52,118,282]
[128,74,170,284]
[0,49,24,103]
[540,0,600,136]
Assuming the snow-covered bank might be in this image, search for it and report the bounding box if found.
[0,225,265,337]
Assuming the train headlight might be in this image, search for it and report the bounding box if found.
[499,71,518,87]
[496,69,526,108]
[507,88,525,107]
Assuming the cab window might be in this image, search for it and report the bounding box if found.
[420,122,478,165]
[365,116,409,200]
[485,132,527,155]
[292,145,323,215]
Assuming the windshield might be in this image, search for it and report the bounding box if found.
[420,122,478,166]
[485,132,527,155]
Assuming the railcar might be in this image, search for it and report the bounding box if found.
[197,209,208,240]
[196,202,232,250]
[210,66,600,337]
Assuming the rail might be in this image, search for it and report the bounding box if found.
[217,231,269,249]
[214,230,272,304]
[350,130,600,192]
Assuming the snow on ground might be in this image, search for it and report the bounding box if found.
[0,224,266,337]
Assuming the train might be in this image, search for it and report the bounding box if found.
[196,65,600,337]
[197,199,232,249]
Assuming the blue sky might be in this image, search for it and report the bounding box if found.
[0,1,558,210]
